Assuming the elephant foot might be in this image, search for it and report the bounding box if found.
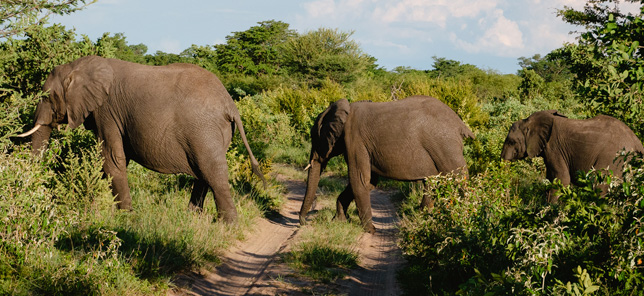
[116,200,132,211]
[547,189,560,203]
[363,222,376,234]
[420,195,435,209]
[220,216,238,224]
[332,212,348,222]
[188,202,204,212]
[299,215,308,226]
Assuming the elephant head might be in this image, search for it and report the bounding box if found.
[299,98,350,225]
[501,110,566,161]
[17,56,114,153]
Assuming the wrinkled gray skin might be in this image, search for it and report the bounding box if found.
[501,110,644,202]
[23,55,266,223]
[299,96,475,233]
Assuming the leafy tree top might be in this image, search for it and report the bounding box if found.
[214,20,296,76]
[0,0,95,39]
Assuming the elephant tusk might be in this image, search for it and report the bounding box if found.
[304,163,311,171]
[16,124,42,137]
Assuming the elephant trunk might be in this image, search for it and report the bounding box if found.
[299,160,322,225]
[500,144,512,161]
[30,125,53,155]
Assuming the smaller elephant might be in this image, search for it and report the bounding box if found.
[300,96,475,233]
[501,110,644,201]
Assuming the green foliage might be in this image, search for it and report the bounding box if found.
[286,241,359,282]
[392,73,487,128]
[279,28,376,85]
[0,24,103,147]
[262,79,346,136]
[284,201,361,282]
[234,94,308,164]
[215,20,295,76]
[398,152,644,295]
[0,0,95,39]
[554,266,601,296]
[429,56,522,101]
[95,32,148,64]
[0,140,157,295]
[519,69,545,100]
[0,24,99,97]
[558,2,644,137]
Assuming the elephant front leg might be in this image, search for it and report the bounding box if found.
[350,174,376,233]
[103,149,132,210]
[545,159,570,203]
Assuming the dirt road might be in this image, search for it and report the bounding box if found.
[170,174,404,295]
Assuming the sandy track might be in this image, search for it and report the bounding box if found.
[343,189,403,296]
[170,175,404,295]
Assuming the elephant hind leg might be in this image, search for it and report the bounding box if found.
[338,173,380,221]
[189,180,209,211]
[334,184,353,222]
[193,153,238,224]
[420,180,435,209]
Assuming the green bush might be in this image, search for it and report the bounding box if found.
[234,94,308,165]
[398,152,644,295]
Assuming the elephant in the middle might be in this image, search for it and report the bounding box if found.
[299,95,475,233]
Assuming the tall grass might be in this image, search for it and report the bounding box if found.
[0,125,276,294]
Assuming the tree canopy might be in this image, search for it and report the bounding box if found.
[558,0,644,136]
[0,0,94,39]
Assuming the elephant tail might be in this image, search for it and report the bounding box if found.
[233,113,268,188]
[461,125,475,140]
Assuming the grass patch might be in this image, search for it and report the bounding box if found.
[0,135,272,294]
[286,240,359,282]
[283,168,362,283]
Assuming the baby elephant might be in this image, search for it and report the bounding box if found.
[501,110,644,201]
[300,95,474,233]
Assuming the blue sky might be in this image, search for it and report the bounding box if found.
[50,0,641,74]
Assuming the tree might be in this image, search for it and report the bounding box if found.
[558,0,644,136]
[214,20,295,76]
[280,28,376,85]
[517,53,573,84]
[429,57,480,79]
[0,0,95,39]
[95,33,148,64]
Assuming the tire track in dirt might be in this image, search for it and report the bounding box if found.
[342,189,404,296]
[170,174,303,296]
[170,174,404,295]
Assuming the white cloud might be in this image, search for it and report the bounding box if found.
[450,9,524,56]
[370,0,499,27]
[296,0,641,71]
[363,39,411,52]
[303,0,337,18]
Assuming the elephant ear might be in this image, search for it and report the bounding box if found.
[64,56,113,128]
[525,110,563,157]
[314,99,350,160]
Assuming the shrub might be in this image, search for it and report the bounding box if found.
[398,152,644,295]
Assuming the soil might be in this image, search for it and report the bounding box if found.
[169,172,405,296]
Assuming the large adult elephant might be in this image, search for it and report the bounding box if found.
[501,110,643,202]
[17,55,266,223]
[299,96,475,233]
